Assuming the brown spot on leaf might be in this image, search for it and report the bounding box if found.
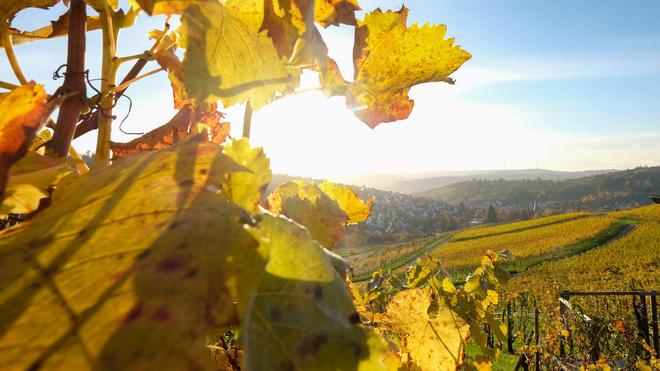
[151,306,171,323]
[269,308,281,321]
[297,334,327,357]
[122,304,143,324]
[156,254,185,272]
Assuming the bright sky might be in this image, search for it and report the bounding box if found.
[4,0,660,182]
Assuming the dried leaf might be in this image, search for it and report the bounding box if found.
[348,6,471,127]
[109,107,194,160]
[0,83,49,202]
[314,0,360,28]
[109,106,228,160]
[0,152,73,215]
[0,0,61,21]
[4,12,102,47]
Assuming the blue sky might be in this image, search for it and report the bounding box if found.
[3,0,660,180]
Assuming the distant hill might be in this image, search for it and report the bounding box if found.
[417,166,660,211]
[387,169,616,194]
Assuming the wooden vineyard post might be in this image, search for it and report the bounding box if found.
[507,301,514,354]
[534,307,540,370]
[633,294,651,345]
[652,295,659,355]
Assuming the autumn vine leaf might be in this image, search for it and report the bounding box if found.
[380,288,469,370]
[222,139,272,213]
[318,180,374,223]
[348,6,471,127]
[0,137,382,370]
[0,0,61,22]
[0,137,261,370]
[179,2,297,109]
[244,214,386,370]
[0,83,49,202]
[266,180,374,248]
[0,152,74,215]
[109,105,229,160]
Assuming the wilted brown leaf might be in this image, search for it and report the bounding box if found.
[0,83,49,202]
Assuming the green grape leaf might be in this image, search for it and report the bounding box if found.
[348,6,471,127]
[179,2,297,109]
[222,139,271,214]
[0,136,268,370]
[0,0,61,21]
[0,83,49,204]
[317,180,373,223]
[266,180,354,248]
[244,214,386,371]
[382,288,468,369]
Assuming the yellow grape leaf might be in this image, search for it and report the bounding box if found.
[314,0,360,28]
[0,136,268,370]
[382,289,468,370]
[179,2,297,109]
[320,57,348,96]
[348,6,471,127]
[4,13,102,47]
[244,214,386,371]
[0,83,49,203]
[318,180,374,223]
[1,152,73,215]
[221,139,271,214]
[129,0,204,15]
[265,180,348,248]
[148,30,189,108]
[0,0,60,21]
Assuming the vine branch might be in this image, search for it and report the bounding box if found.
[242,101,253,139]
[46,0,87,158]
[2,29,28,85]
[93,1,117,168]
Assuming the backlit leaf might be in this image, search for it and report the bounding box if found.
[4,12,102,47]
[222,139,271,213]
[243,214,386,371]
[179,2,297,109]
[382,288,468,370]
[314,0,360,28]
[266,180,348,248]
[0,152,73,215]
[0,136,267,370]
[130,0,203,15]
[0,83,49,203]
[348,6,471,127]
[0,0,60,21]
[110,106,228,160]
[317,179,374,223]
